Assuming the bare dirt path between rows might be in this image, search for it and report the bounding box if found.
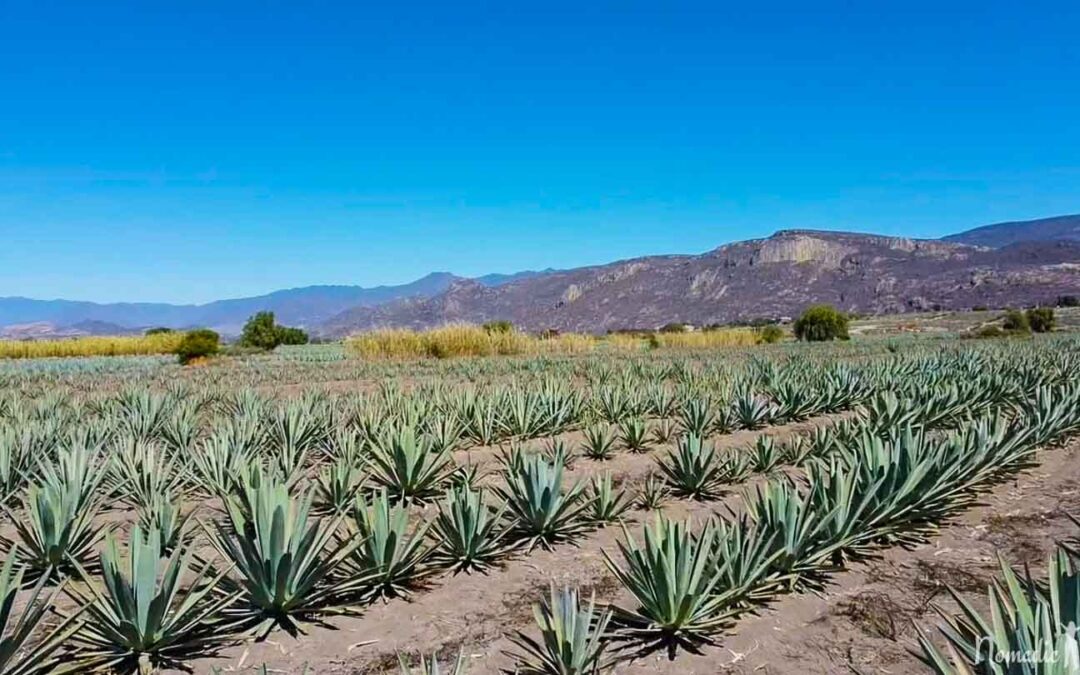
[181,414,844,674]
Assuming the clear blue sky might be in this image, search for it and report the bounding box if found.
[2,0,1078,304]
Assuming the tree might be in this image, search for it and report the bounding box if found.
[1026,307,1055,333]
[793,305,849,342]
[176,329,219,364]
[1057,295,1079,308]
[239,311,309,350]
[144,327,175,335]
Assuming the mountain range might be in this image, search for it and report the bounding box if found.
[2,215,1078,339]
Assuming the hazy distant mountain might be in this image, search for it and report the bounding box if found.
[0,272,464,335]
[319,228,1080,335]
[944,214,1080,248]
[473,269,557,287]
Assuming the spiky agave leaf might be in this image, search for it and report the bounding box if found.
[603,517,730,658]
[0,547,83,675]
[205,473,366,638]
[339,488,435,601]
[506,585,613,675]
[63,525,239,674]
[431,485,514,574]
[495,452,588,551]
[367,427,456,504]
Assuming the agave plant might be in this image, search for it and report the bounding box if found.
[917,548,1080,674]
[0,546,82,675]
[398,649,469,675]
[678,399,714,438]
[340,488,435,601]
[650,418,678,445]
[654,434,727,500]
[732,391,771,430]
[495,451,588,550]
[584,473,633,525]
[314,455,366,515]
[367,427,456,503]
[431,485,514,574]
[107,437,187,510]
[205,473,366,637]
[580,425,618,461]
[64,525,238,674]
[603,517,731,657]
[1,445,109,577]
[135,492,193,554]
[748,435,783,473]
[507,585,613,675]
[636,473,669,511]
[618,418,650,453]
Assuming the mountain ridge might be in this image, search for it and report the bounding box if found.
[3,214,1077,337]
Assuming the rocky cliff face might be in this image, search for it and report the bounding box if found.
[318,231,1080,335]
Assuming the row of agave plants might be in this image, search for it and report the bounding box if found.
[486,380,1080,673]
[0,341,1074,673]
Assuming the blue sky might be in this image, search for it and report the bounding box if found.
[1,0,1078,304]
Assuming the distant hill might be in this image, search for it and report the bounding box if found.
[319,230,1080,335]
[944,214,1080,248]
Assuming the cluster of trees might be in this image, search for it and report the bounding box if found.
[163,311,309,365]
[238,311,309,350]
[793,305,850,342]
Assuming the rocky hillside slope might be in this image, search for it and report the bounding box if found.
[320,230,1080,335]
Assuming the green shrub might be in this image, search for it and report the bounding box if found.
[482,320,513,334]
[1001,309,1031,333]
[756,324,784,344]
[144,327,175,335]
[239,311,309,350]
[176,329,220,364]
[793,305,849,342]
[974,325,1005,339]
[1026,307,1055,333]
[1057,295,1079,308]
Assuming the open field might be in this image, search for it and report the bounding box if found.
[0,334,1078,674]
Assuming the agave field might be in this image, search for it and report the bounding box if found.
[0,336,1078,674]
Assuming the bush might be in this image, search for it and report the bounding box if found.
[176,329,220,364]
[239,311,309,350]
[756,325,784,344]
[1026,307,1055,333]
[144,327,175,335]
[793,305,849,342]
[1001,309,1030,333]
[1057,295,1078,308]
[974,325,1005,339]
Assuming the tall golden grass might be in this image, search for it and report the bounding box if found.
[346,324,771,360]
[653,328,761,349]
[347,324,594,359]
[0,333,186,360]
